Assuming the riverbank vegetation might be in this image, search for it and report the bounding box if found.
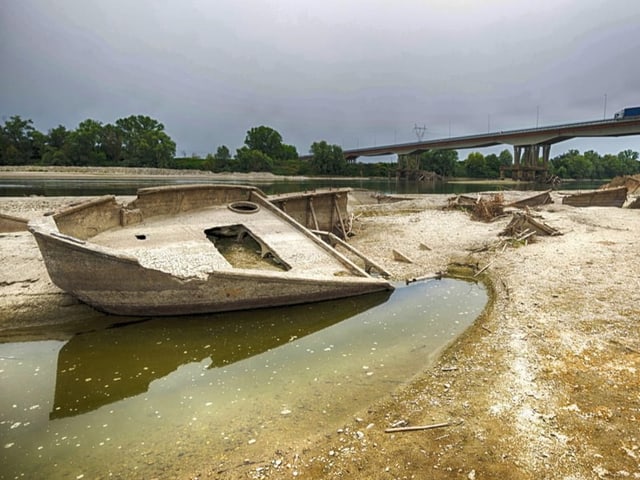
[1,115,638,180]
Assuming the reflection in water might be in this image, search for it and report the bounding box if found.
[50,291,391,419]
[1,279,486,480]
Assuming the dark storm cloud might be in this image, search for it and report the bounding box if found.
[2,0,639,156]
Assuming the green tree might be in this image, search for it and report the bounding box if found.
[279,143,299,160]
[309,141,346,175]
[244,126,284,159]
[551,150,576,178]
[464,152,487,178]
[618,149,640,175]
[484,153,501,178]
[0,115,36,165]
[584,150,602,179]
[498,149,513,166]
[66,119,106,166]
[215,145,231,162]
[419,149,458,176]
[554,149,640,178]
[235,147,273,172]
[598,154,620,178]
[571,155,593,178]
[29,130,47,163]
[551,150,593,179]
[618,149,639,163]
[243,125,298,161]
[40,125,71,165]
[205,145,234,172]
[115,115,176,168]
[46,125,70,150]
[101,124,123,164]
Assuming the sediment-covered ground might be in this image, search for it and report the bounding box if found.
[1,189,639,479]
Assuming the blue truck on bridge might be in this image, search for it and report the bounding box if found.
[614,106,640,119]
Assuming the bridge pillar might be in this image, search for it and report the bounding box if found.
[542,144,551,166]
[510,144,551,182]
[525,145,540,167]
[514,146,522,167]
[528,146,541,181]
[513,146,522,180]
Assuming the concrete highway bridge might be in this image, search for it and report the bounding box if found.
[303,116,640,181]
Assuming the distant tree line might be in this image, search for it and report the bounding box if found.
[406,149,514,178]
[201,126,302,175]
[0,115,176,168]
[549,149,639,179]
[415,147,639,179]
[3,115,639,179]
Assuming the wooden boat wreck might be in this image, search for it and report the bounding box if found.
[561,186,628,208]
[29,184,393,316]
[507,190,553,209]
[268,188,351,238]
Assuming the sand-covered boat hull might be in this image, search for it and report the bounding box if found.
[31,230,391,316]
[29,184,393,316]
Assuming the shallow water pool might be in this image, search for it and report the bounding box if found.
[0,278,486,479]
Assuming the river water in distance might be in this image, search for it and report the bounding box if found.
[0,175,604,197]
[1,279,486,479]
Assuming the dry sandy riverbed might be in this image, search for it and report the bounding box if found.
[1,190,639,479]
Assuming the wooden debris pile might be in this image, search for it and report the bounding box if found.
[500,212,561,238]
[449,190,557,222]
[447,193,505,222]
[470,212,561,254]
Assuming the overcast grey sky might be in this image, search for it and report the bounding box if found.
[2,0,639,158]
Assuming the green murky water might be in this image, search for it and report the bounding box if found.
[0,279,486,479]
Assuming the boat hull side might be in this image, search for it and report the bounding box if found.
[32,230,393,316]
[562,187,628,207]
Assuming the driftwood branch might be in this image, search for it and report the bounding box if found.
[441,366,458,372]
[385,421,452,433]
[474,260,494,277]
[406,271,443,285]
